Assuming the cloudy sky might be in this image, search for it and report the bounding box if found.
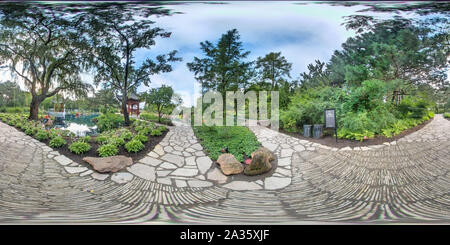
[134,1,412,106]
[0,1,424,106]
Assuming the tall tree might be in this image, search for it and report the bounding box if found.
[0,3,92,120]
[84,5,181,126]
[187,29,252,122]
[299,60,330,89]
[143,85,181,122]
[0,80,25,107]
[187,29,252,94]
[254,52,292,90]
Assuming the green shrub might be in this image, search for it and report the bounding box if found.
[68,141,91,155]
[48,129,61,139]
[444,112,450,118]
[193,126,260,162]
[157,126,167,132]
[95,113,124,132]
[107,136,125,147]
[150,129,162,136]
[118,128,133,140]
[79,136,91,143]
[96,135,109,144]
[137,126,152,135]
[34,130,49,141]
[133,134,148,143]
[25,127,35,135]
[97,143,119,157]
[125,139,145,153]
[49,136,66,148]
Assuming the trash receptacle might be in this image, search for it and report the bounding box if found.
[313,124,323,139]
[303,124,312,137]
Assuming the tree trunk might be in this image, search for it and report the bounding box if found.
[158,110,162,123]
[29,97,42,121]
[122,95,130,126]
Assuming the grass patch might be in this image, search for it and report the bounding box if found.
[193,126,260,162]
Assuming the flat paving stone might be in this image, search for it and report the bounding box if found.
[127,164,156,181]
[111,172,133,184]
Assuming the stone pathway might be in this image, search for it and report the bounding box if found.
[0,115,448,223]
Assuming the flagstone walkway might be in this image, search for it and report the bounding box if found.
[0,115,448,223]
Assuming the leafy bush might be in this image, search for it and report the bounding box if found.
[125,139,145,153]
[68,141,91,155]
[444,112,450,119]
[157,126,167,132]
[96,135,109,145]
[49,136,66,148]
[107,136,125,147]
[97,143,119,157]
[398,96,432,119]
[193,126,260,162]
[48,129,62,139]
[118,128,133,140]
[79,136,91,143]
[95,113,124,132]
[133,134,149,143]
[137,126,152,135]
[25,127,35,136]
[34,130,49,141]
[150,129,162,136]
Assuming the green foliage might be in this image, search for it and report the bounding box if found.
[157,126,167,132]
[444,112,450,119]
[107,136,126,147]
[96,135,109,144]
[69,141,91,155]
[150,129,162,136]
[193,126,260,162]
[140,112,173,126]
[133,134,149,143]
[49,136,66,148]
[125,139,145,153]
[118,128,133,140]
[95,113,124,132]
[97,144,119,157]
[142,85,180,123]
[34,130,49,141]
[79,136,91,143]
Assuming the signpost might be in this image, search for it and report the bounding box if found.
[324,108,337,143]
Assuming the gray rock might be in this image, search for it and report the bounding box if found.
[217,153,244,175]
[83,156,133,173]
[244,150,272,176]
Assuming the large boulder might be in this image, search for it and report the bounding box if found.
[251,146,275,162]
[83,155,133,173]
[216,153,244,175]
[244,149,272,176]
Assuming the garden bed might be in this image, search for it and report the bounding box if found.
[273,117,434,148]
[49,130,168,165]
[0,113,169,166]
[193,125,277,180]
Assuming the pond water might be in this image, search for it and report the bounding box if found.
[52,114,99,137]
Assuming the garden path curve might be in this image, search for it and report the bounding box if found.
[0,115,448,223]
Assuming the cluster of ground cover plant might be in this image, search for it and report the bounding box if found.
[280,80,436,141]
[0,113,168,158]
[193,126,261,162]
